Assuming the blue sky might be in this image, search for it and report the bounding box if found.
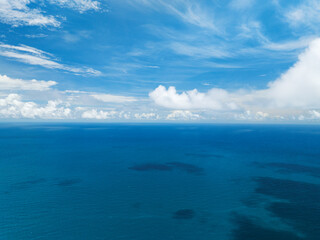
[1,0,320,121]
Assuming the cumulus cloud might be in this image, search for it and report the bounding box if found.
[235,110,269,121]
[82,110,159,120]
[134,112,159,120]
[149,85,238,110]
[0,94,71,119]
[0,0,101,27]
[309,110,320,119]
[150,38,320,112]
[91,94,137,103]
[166,110,201,120]
[0,43,101,76]
[263,38,320,108]
[0,74,57,91]
[81,109,118,119]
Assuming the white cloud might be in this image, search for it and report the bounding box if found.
[264,38,320,108]
[309,110,320,119]
[284,0,320,29]
[166,110,201,120]
[0,43,101,76]
[0,0,101,27]
[25,34,48,38]
[134,112,159,120]
[0,94,71,119]
[0,43,54,56]
[0,74,57,91]
[81,109,117,119]
[91,94,137,103]
[48,0,100,12]
[235,110,269,120]
[150,38,320,111]
[0,0,60,27]
[149,85,238,110]
[119,111,131,119]
[263,36,316,51]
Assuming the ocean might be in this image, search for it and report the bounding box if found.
[0,123,319,240]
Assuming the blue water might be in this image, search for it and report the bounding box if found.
[0,123,320,240]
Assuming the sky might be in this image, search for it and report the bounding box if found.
[0,0,320,122]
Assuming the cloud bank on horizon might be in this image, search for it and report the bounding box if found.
[150,39,320,110]
[0,0,320,121]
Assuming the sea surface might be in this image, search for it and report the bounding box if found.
[0,123,320,240]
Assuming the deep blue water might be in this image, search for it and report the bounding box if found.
[0,123,320,240]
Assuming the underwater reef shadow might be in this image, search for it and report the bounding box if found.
[172,209,195,220]
[55,178,82,187]
[231,214,303,240]
[253,177,320,239]
[253,162,320,178]
[233,176,320,240]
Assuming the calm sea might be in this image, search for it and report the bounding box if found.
[0,123,319,240]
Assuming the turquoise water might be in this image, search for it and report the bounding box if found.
[0,123,320,239]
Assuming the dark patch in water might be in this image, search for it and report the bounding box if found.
[254,177,320,204]
[132,202,141,209]
[185,153,223,159]
[167,162,204,175]
[232,214,302,240]
[129,163,173,171]
[172,209,195,219]
[253,177,320,239]
[254,162,320,178]
[56,179,82,187]
[12,178,46,190]
[241,195,265,208]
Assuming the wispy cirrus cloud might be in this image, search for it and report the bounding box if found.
[137,8,310,64]
[0,43,101,76]
[262,36,316,51]
[48,0,100,13]
[170,42,231,59]
[129,0,221,33]
[91,94,137,103]
[283,0,320,30]
[0,0,60,27]
[159,1,220,32]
